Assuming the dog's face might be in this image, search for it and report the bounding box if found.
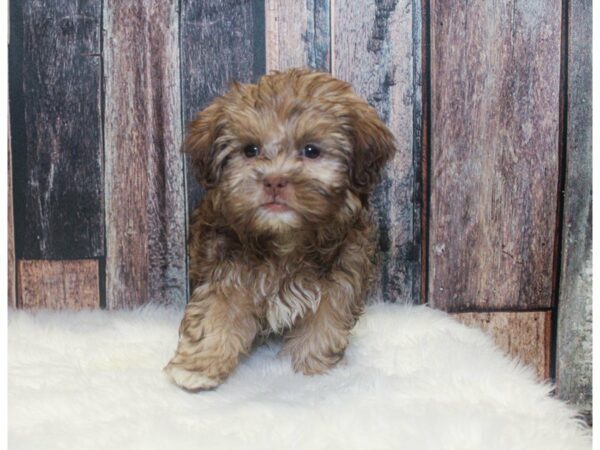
[185,70,395,235]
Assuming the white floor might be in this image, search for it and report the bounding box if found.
[8,303,590,450]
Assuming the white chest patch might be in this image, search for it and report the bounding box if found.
[255,273,321,333]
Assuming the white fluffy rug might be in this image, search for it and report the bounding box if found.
[8,303,590,450]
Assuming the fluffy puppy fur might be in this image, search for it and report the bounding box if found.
[164,69,396,391]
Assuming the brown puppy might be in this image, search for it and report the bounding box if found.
[164,69,395,390]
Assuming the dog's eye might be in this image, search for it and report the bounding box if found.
[303,145,321,159]
[243,144,260,158]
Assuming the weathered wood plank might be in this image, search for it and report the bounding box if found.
[18,260,100,310]
[265,0,330,72]
[333,0,422,303]
[181,0,266,213]
[556,0,592,416]
[454,311,552,380]
[429,1,562,311]
[8,114,16,308]
[104,0,186,308]
[10,0,104,260]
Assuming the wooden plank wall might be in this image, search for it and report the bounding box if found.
[428,0,562,312]
[556,0,592,417]
[333,0,423,304]
[265,0,330,72]
[7,0,591,402]
[14,0,104,261]
[9,0,103,309]
[18,260,100,310]
[428,0,564,379]
[104,0,186,308]
[455,312,552,380]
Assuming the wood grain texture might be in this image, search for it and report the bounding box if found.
[454,311,552,380]
[333,0,422,303]
[429,1,562,311]
[18,260,99,310]
[11,0,104,259]
[104,0,186,308]
[8,115,16,308]
[265,0,330,72]
[181,0,266,213]
[556,0,592,415]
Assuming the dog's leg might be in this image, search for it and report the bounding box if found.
[164,285,259,391]
[283,288,361,375]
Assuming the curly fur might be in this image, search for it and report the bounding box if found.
[164,69,396,390]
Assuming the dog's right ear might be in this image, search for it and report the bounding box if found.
[184,100,225,189]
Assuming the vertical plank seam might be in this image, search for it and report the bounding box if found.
[177,0,189,302]
[99,0,107,309]
[329,0,335,75]
[328,0,332,74]
[15,257,21,308]
[550,0,570,381]
[410,0,423,304]
[8,112,16,308]
[420,0,431,305]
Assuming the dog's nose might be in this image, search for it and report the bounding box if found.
[263,176,288,194]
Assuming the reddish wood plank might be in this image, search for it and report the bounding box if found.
[104,0,186,308]
[8,115,16,308]
[18,260,99,310]
[333,0,422,303]
[556,0,592,416]
[429,1,562,311]
[454,311,552,380]
[265,0,330,72]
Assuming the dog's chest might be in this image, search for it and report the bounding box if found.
[253,268,321,333]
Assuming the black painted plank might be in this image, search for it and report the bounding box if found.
[10,0,103,259]
[180,0,266,213]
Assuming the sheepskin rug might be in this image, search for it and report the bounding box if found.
[8,303,590,450]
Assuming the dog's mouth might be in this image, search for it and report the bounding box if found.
[260,201,290,212]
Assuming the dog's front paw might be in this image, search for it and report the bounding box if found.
[163,363,221,391]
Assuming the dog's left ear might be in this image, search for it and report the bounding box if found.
[347,102,396,200]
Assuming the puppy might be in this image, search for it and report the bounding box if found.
[164,69,396,391]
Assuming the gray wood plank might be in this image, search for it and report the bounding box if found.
[265,0,330,72]
[180,0,266,213]
[556,0,592,418]
[10,0,104,259]
[104,0,186,308]
[333,0,422,303]
[428,0,562,311]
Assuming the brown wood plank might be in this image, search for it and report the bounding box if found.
[333,0,422,303]
[556,0,592,416]
[429,1,562,311]
[181,0,266,213]
[10,0,104,260]
[454,311,552,380]
[265,0,330,72]
[18,260,99,310]
[8,114,16,308]
[104,0,186,308]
